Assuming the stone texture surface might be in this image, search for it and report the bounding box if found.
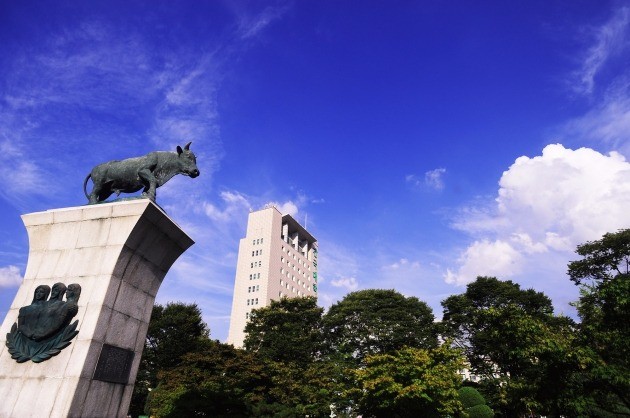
[0,200,193,418]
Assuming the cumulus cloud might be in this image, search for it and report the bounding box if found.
[445,240,522,285]
[447,144,630,286]
[0,265,22,288]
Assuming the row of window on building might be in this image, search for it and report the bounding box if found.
[251,261,262,268]
[279,279,311,295]
[248,285,259,293]
[249,273,260,280]
[253,238,264,245]
[280,256,311,272]
[247,298,259,306]
[251,249,262,257]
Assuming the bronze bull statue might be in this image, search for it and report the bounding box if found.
[83,142,200,204]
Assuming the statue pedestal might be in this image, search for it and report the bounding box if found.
[0,200,194,417]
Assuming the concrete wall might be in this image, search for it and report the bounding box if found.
[0,200,193,418]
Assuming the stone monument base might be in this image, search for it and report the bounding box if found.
[0,200,193,417]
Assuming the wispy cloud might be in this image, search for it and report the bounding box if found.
[330,276,359,291]
[406,167,447,191]
[560,83,630,155]
[572,6,630,96]
[238,5,290,39]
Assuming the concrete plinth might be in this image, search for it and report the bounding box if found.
[0,200,194,418]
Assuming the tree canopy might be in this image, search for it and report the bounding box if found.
[356,344,465,418]
[441,277,578,416]
[322,289,438,366]
[568,229,630,416]
[134,230,630,417]
[243,296,323,366]
[129,302,209,417]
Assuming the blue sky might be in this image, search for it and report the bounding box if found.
[2,1,630,342]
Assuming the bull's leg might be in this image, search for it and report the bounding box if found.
[138,168,157,201]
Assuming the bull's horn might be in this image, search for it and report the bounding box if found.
[184,141,192,150]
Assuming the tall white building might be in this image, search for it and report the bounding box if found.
[227,206,318,347]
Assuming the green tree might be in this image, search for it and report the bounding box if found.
[441,277,578,417]
[458,386,493,418]
[146,340,346,418]
[146,340,269,417]
[243,296,323,366]
[355,344,466,418]
[568,229,630,416]
[129,302,209,417]
[322,289,438,366]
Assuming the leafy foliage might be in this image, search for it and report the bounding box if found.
[355,344,465,418]
[467,403,494,418]
[441,277,579,416]
[568,229,630,416]
[243,296,323,366]
[129,302,209,417]
[568,229,630,285]
[458,386,485,409]
[322,289,438,366]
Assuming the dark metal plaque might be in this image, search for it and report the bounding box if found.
[93,344,135,384]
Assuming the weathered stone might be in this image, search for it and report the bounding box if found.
[0,200,193,417]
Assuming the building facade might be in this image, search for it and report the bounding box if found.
[227,206,318,347]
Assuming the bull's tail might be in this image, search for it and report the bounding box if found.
[83,173,91,200]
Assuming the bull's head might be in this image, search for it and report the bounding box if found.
[176,142,200,178]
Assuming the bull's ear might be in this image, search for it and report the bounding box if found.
[177,145,183,155]
[184,141,192,150]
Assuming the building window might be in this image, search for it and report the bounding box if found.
[246,312,249,319]
[257,273,261,279]
[255,298,258,305]
[250,263,253,268]
[247,299,250,306]
[261,238,263,243]
[256,285,260,291]
[252,239,256,245]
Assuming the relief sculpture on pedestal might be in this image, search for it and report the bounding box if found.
[5,283,82,363]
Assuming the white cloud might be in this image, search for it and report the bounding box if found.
[203,191,252,223]
[384,258,421,270]
[561,88,630,155]
[265,200,299,217]
[445,240,522,285]
[238,6,288,39]
[448,144,630,286]
[572,6,630,96]
[425,168,447,190]
[330,277,359,291]
[406,167,447,191]
[0,265,22,288]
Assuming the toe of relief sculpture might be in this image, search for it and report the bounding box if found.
[6,283,82,363]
